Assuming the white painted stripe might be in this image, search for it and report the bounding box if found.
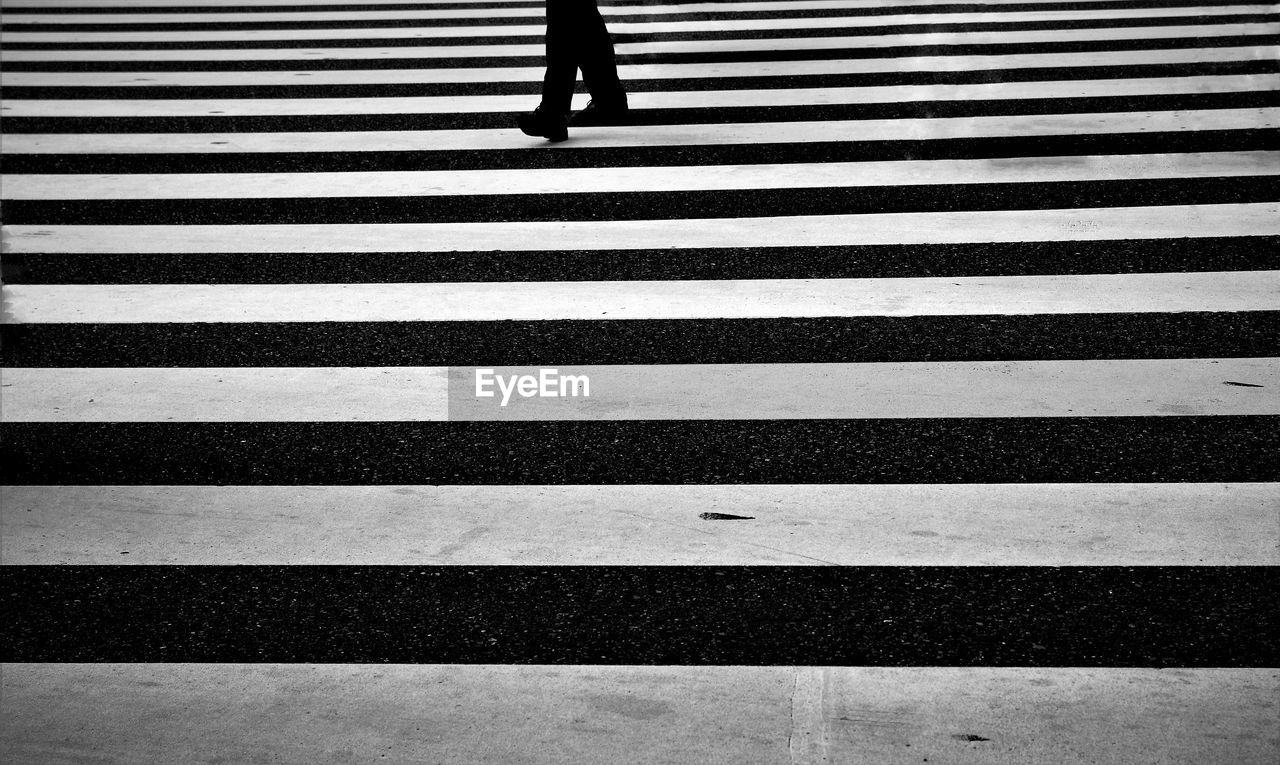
[5,360,1275,422]
[7,46,1274,87]
[3,484,1276,565]
[4,272,1276,323]
[14,4,1272,24]
[4,667,1275,765]
[1,367,450,422]
[450,360,1280,421]
[7,204,1277,254]
[8,153,1275,199]
[24,151,1280,198]
[7,75,1274,116]
[6,24,1272,61]
[8,109,1275,154]
[3,6,1271,42]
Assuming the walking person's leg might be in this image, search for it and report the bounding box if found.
[518,0,629,140]
[517,0,579,142]
[571,0,630,125]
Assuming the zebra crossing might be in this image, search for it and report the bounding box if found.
[2,0,1278,762]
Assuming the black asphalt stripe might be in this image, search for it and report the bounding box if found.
[11,60,1275,100]
[1,417,1277,485]
[10,178,1276,226]
[9,35,1276,71]
[4,14,1274,49]
[7,92,1275,133]
[3,566,1275,665]
[3,313,1275,367]
[9,130,1275,176]
[4,238,1276,285]
[2,0,1260,16]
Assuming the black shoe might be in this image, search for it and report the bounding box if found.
[517,106,569,142]
[571,98,631,127]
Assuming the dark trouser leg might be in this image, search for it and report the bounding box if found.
[540,0,580,113]
[574,0,626,105]
[540,0,625,112]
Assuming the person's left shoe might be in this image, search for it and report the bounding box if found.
[517,106,569,142]
[570,97,631,127]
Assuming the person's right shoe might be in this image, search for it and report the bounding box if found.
[517,106,569,142]
[571,98,631,127]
